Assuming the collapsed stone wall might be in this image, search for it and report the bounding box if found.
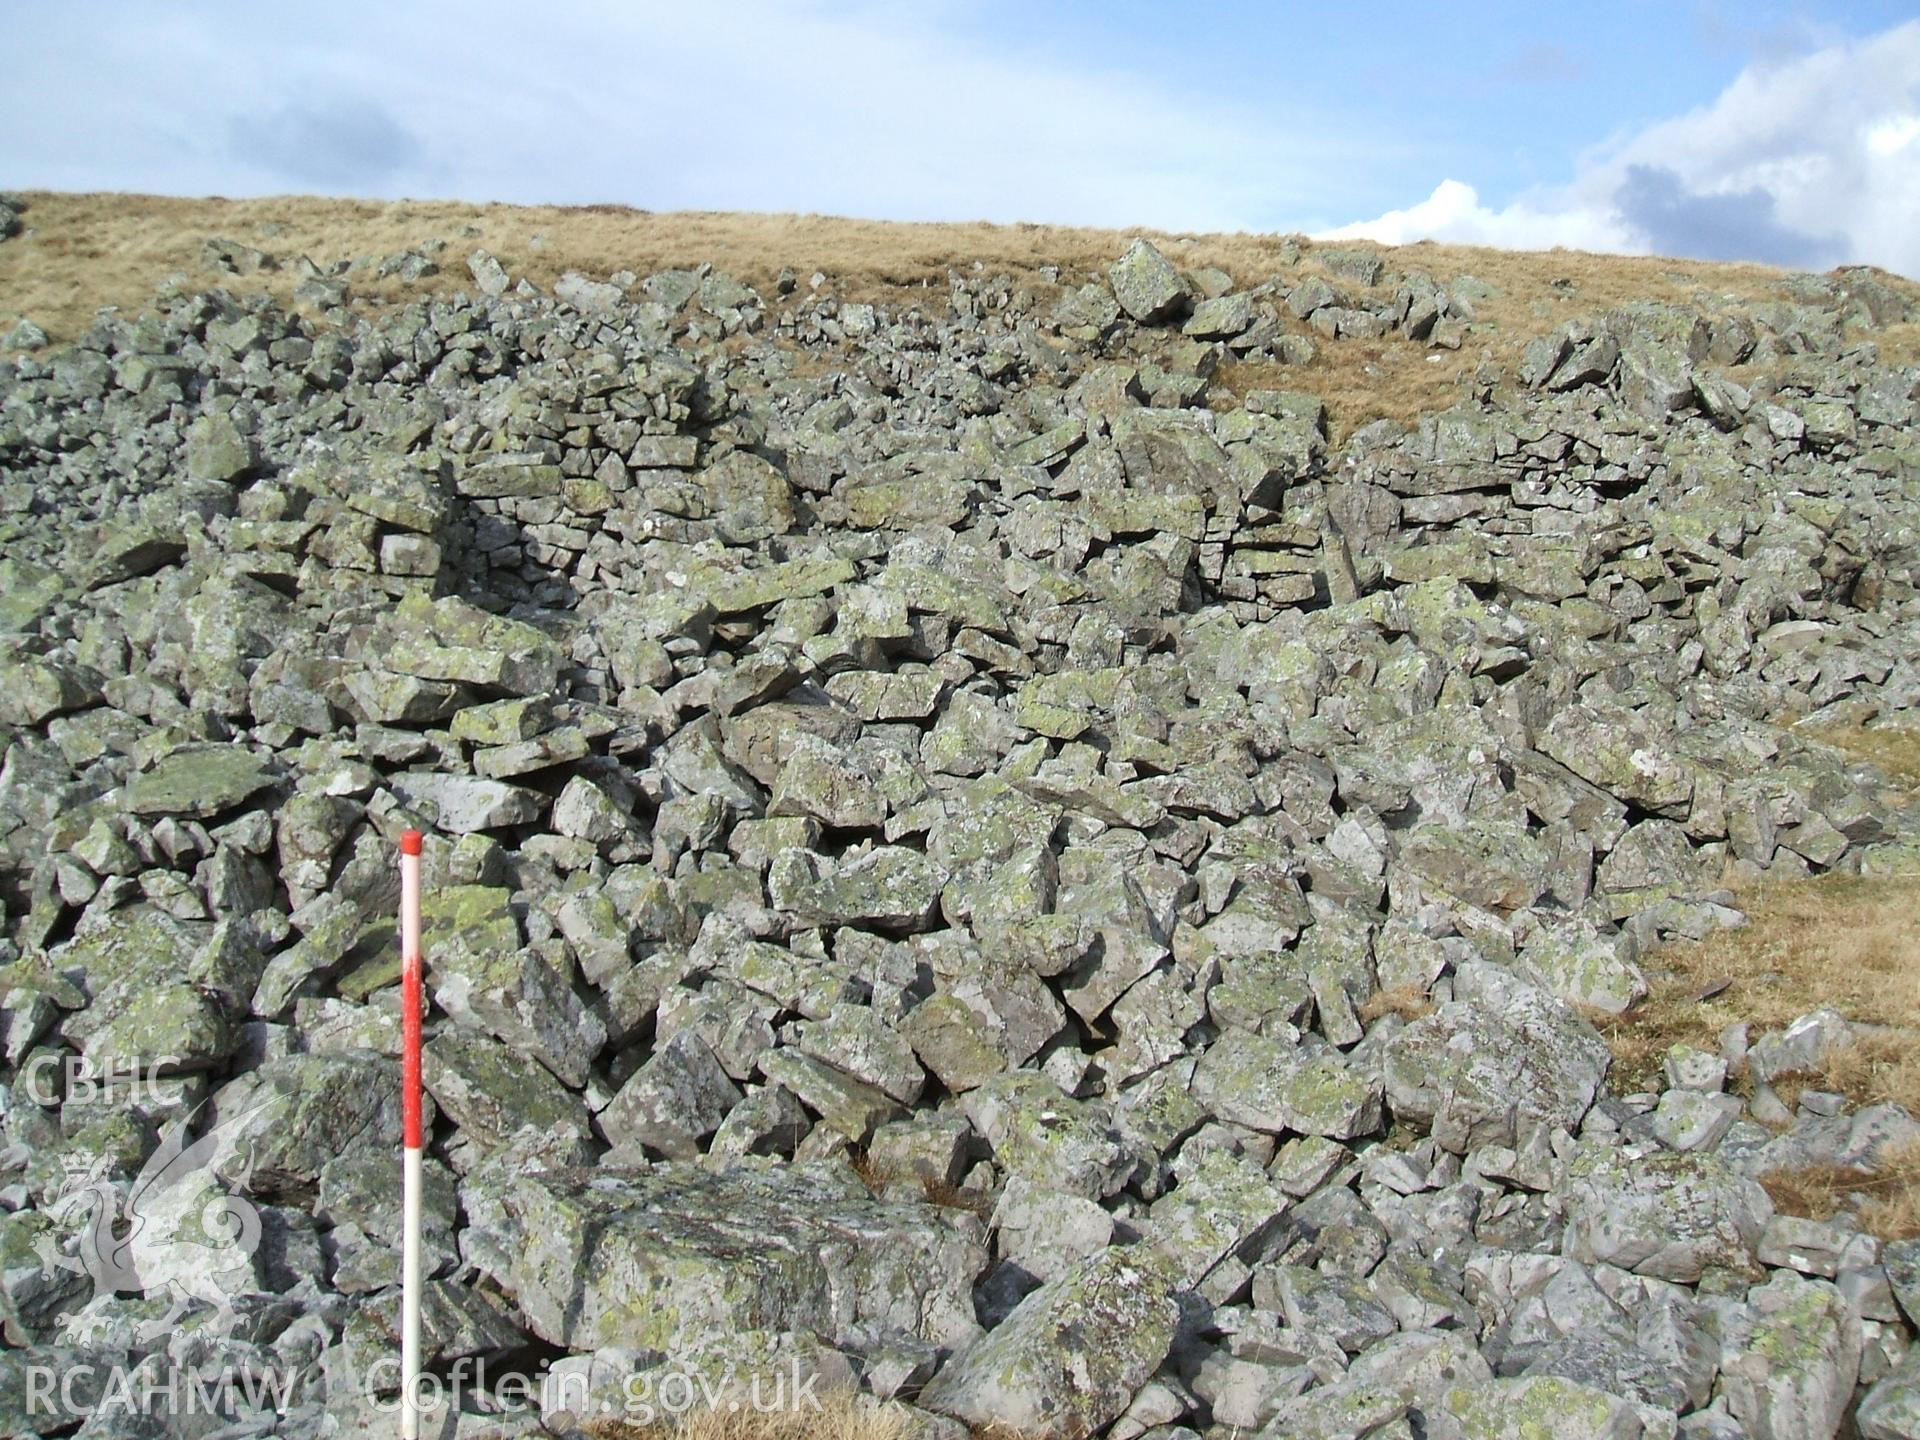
[1,234,1919,1438]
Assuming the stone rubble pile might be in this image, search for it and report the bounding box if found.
[2,232,1920,1439]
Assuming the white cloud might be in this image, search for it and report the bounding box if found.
[1866,115,1920,157]
[1318,179,1632,253]
[1325,20,1920,276]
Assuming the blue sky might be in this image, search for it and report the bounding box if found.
[5,2,1919,273]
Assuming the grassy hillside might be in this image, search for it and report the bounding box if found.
[7,190,1916,440]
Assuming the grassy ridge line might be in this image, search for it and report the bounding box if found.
[8,190,1916,438]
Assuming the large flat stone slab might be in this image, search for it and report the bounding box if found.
[468,1161,986,1352]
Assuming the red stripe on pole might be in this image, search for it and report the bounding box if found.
[400,830,424,1150]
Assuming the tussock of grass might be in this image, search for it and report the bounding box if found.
[1813,1034,1920,1111]
[8,191,1917,444]
[1358,985,1437,1025]
[583,1390,912,1440]
[845,1149,989,1215]
[919,1178,991,1215]
[1601,873,1920,1098]
[1760,1136,1920,1242]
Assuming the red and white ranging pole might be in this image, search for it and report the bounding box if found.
[399,829,425,1439]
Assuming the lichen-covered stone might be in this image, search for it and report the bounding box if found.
[377,592,565,695]
[1720,1273,1861,1440]
[1559,1140,1772,1282]
[123,744,278,819]
[919,1245,1179,1434]
[1436,1374,1645,1440]
[768,845,945,929]
[472,1162,985,1352]
[424,884,606,1087]
[208,1050,412,1195]
[422,1029,594,1160]
[1518,924,1648,1016]
[1383,967,1611,1153]
[185,412,256,483]
[1107,239,1188,325]
[1192,1030,1384,1140]
[963,1071,1137,1199]
[601,1028,743,1158]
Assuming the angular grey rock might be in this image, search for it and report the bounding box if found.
[1859,1345,1920,1440]
[768,845,945,929]
[919,1245,1180,1435]
[1518,924,1648,1016]
[376,592,565,696]
[0,655,101,727]
[1539,704,1695,818]
[554,270,625,312]
[759,1049,901,1143]
[1192,1030,1384,1140]
[53,907,243,1075]
[185,412,256,484]
[601,1028,742,1158]
[793,1002,926,1105]
[550,774,629,843]
[4,317,47,350]
[472,1162,985,1351]
[1559,1140,1772,1283]
[423,884,606,1087]
[422,1030,595,1159]
[701,449,796,544]
[208,1050,410,1195]
[1720,1273,1861,1440]
[992,1175,1115,1281]
[1435,1375,1647,1439]
[964,1071,1137,1199]
[1382,969,1611,1153]
[771,733,887,829]
[467,249,510,296]
[123,744,278,819]
[389,774,542,834]
[1108,239,1188,324]
[1255,1263,1396,1353]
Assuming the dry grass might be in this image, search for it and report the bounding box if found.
[8,190,1918,441]
[1601,872,1920,1097]
[1211,345,1473,442]
[1598,709,1920,1099]
[1607,859,1920,1243]
[1800,719,1920,790]
[1760,1135,1920,1242]
[1358,985,1437,1025]
[581,1389,911,1440]
[845,1147,890,1195]
[845,1149,989,1215]
[920,1177,992,1215]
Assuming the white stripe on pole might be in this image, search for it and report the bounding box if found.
[400,829,424,1440]
[401,1145,422,1433]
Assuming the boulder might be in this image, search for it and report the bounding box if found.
[1382,968,1611,1153]
[1192,1030,1384,1140]
[1108,239,1187,324]
[471,1162,985,1351]
[1559,1141,1772,1283]
[920,1245,1179,1434]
